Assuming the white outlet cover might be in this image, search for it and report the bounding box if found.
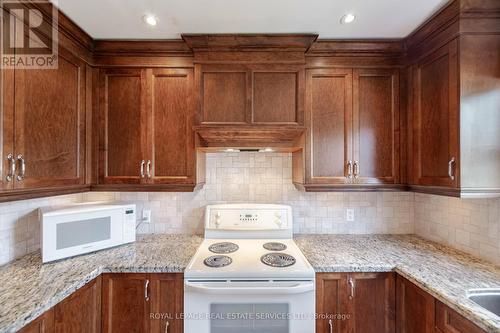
[346,209,355,222]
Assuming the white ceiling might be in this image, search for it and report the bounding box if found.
[53,0,450,40]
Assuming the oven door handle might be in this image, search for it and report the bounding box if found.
[185,281,314,295]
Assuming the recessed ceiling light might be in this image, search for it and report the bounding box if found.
[340,13,356,24]
[143,15,158,26]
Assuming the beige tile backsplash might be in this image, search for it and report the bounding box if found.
[0,153,498,266]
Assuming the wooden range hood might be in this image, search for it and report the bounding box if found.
[182,34,317,151]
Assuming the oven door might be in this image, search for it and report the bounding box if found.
[184,280,315,333]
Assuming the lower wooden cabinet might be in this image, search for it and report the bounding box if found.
[54,276,101,333]
[17,310,54,333]
[316,272,395,333]
[435,300,485,333]
[101,273,183,333]
[18,277,101,333]
[396,275,435,333]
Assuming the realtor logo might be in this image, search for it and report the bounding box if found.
[1,0,58,69]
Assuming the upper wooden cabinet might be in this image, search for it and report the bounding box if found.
[411,41,459,189]
[316,272,395,333]
[353,69,400,185]
[197,64,304,125]
[298,67,401,191]
[97,67,202,191]
[98,68,146,185]
[0,46,88,201]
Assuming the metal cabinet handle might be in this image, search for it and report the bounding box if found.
[164,321,169,333]
[140,160,145,178]
[5,154,16,182]
[16,154,25,181]
[146,160,152,178]
[328,319,333,333]
[353,161,359,179]
[348,277,355,299]
[448,157,456,180]
[347,161,353,179]
[144,279,150,301]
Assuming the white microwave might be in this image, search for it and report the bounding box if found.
[39,202,136,263]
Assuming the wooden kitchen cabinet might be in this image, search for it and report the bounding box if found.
[353,69,400,185]
[410,40,459,189]
[396,275,435,333]
[149,273,184,333]
[304,68,353,186]
[316,272,395,333]
[299,67,401,191]
[435,300,485,333]
[98,68,147,185]
[197,64,304,125]
[97,68,201,190]
[101,273,151,333]
[101,273,184,333]
[17,310,54,333]
[54,277,101,333]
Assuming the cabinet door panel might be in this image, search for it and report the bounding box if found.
[396,275,435,333]
[435,301,485,333]
[306,69,352,184]
[54,277,101,333]
[200,67,248,123]
[413,40,459,187]
[316,273,347,333]
[102,273,150,333]
[353,69,400,184]
[1,8,15,191]
[150,273,184,333]
[253,68,303,124]
[13,48,85,189]
[348,272,395,333]
[99,69,146,184]
[149,68,194,183]
[18,309,54,333]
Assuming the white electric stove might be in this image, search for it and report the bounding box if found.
[184,204,315,333]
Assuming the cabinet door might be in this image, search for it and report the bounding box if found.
[347,272,395,333]
[13,47,86,189]
[0,8,15,191]
[54,277,101,333]
[435,301,485,333]
[150,273,184,333]
[305,69,353,185]
[198,64,250,124]
[18,309,54,333]
[353,69,400,184]
[412,40,459,187]
[102,273,150,333]
[396,275,435,333]
[316,273,348,333]
[99,68,147,184]
[148,68,195,184]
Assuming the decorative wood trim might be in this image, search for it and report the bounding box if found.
[0,185,90,203]
[182,34,318,52]
[307,39,405,56]
[93,40,192,56]
[91,183,205,192]
[194,125,306,148]
[294,183,408,192]
[408,185,461,197]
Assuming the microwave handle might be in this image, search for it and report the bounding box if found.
[185,281,314,295]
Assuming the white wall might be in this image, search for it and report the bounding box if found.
[0,152,497,266]
[414,193,500,265]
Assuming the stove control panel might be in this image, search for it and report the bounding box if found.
[205,204,291,231]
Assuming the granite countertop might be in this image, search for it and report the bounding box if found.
[0,234,499,333]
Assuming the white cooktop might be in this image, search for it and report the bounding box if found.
[184,238,315,280]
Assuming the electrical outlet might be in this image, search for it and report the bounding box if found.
[345,208,355,222]
[142,209,152,224]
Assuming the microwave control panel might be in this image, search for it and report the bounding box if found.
[123,206,136,242]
